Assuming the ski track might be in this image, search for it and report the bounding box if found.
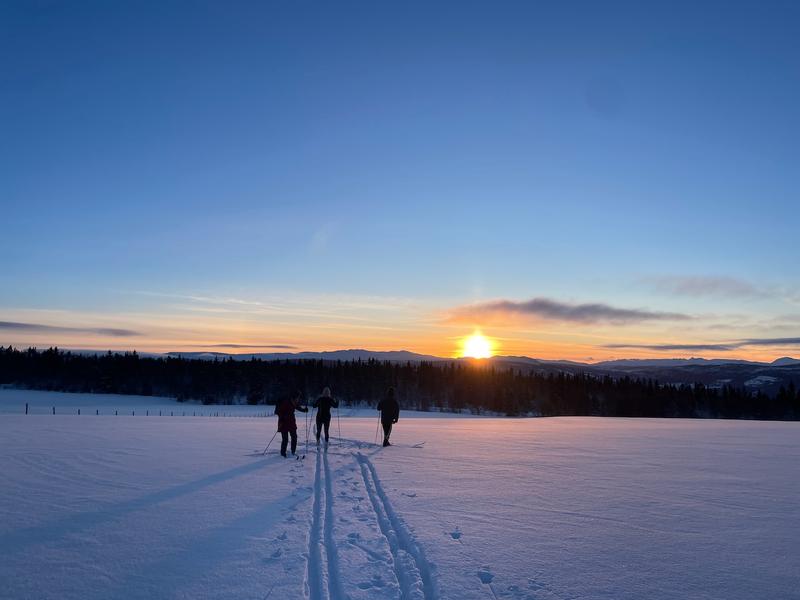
[302,444,437,600]
[323,448,345,599]
[305,446,346,600]
[306,450,326,600]
[357,452,437,600]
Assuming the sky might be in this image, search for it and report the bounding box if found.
[1,0,799,361]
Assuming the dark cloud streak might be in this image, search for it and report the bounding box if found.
[605,337,800,351]
[604,343,737,351]
[450,297,689,324]
[198,344,298,349]
[0,321,140,337]
[741,337,800,346]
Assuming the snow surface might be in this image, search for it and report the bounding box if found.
[1,390,799,599]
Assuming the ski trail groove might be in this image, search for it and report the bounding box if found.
[322,448,345,599]
[356,453,437,600]
[306,450,326,599]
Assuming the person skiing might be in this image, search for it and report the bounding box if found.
[377,387,400,447]
[313,387,339,445]
[275,391,309,458]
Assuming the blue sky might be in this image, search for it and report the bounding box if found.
[1,1,799,359]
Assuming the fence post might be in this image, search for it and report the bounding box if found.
[25,403,28,415]
[171,411,173,416]
[132,410,135,416]
[78,409,80,415]
[96,409,99,415]
[115,410,118,415]
[146,410,149,416]
[52,406,55,415]
[159,410,161,416]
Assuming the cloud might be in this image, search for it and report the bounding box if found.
[0,321,140,337]
[604,343,737,352]
[647,276,764,298]
[605,337,800,352]
[447,297,690,325]
[198,344,298,349]
[741,337,800,346]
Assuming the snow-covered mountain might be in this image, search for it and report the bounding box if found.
[593,357,765,368]
[772,356,800,366]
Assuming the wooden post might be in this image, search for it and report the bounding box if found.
[52,406,55,415]
[25,403,28,415]
[78,408,80,415]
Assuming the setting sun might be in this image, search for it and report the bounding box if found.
[461,331,493,359]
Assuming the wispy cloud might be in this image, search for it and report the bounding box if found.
[0,321,140,337]
[447,297,690,325]
[741,337,800,346]
[604,342,737,351]
[605,337,800,352]
[646,275,765,298]
[194,343,297,349]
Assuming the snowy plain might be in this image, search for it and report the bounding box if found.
[1,389,799,600]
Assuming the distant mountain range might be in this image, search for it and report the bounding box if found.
[68,348,800,397]
[164,349,448,362]
[164,349,799,367]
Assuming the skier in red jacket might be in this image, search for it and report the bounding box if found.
[275,391,309,457]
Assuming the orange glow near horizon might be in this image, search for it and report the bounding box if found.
[459,331,494,359]
[2,307,797,365]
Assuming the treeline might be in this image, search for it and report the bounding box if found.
[1,347,799,420]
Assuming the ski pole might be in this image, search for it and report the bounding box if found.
[304,405,310,457]
[262,429,278,455]
[337,405,342,448]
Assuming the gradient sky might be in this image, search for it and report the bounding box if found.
[2,1,799,361]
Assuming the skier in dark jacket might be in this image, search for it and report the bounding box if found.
[313,387,339,444]
[275,391,309,457]
[377,387,400,447]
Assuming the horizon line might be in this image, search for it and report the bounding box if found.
[2,344,796,366]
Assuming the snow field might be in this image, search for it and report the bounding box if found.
[1,390,799,599]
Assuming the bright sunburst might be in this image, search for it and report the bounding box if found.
[461,331,493,359]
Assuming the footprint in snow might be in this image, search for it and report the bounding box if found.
[357,575,387,590]
[478,568,494,584]
[450,528,462,540]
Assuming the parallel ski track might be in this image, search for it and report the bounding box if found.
[323,449,345,599]
[356,453,438,600]
[306,450,325,600]
[306,448,345,600]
